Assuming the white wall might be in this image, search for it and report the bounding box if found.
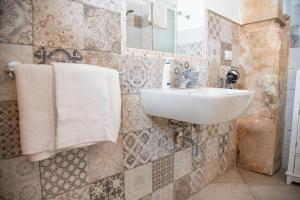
[206,0,242,24]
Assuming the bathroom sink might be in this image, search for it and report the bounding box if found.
[140,87,255,124]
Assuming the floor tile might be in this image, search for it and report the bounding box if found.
[152,155,174,191]
[152,183,173,200]
[214,168,244,183]
[174,148,192,180]
[249,184,300,200]
[238,168,286,185]
[39,148,89,198]
[0,156,42,200]
[124,163,152,200]
[48,185,90,200]
[174,174,191,200]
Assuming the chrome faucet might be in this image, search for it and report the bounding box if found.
[177,69,199,88]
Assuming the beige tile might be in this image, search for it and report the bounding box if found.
[238,168,286,185]
[33,0,84,49]
[214,168,244,183]
[249,185,300,200]
[191,183,255,200]
[0,43,33,101]
[84,51,121,70]
[88,138,124,182]
[174,148,192,180]
[205,159,219,184]
[0,156,42,200]
[125,163,152,200]
[152,183,173,200]
[205,137,218,163]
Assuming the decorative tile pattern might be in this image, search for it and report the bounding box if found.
[221,42,232,66]
[0,156,42,200]
[192,142,206,171]
[232,23,240,46]
[207,124,219,139]
[48,185,90,200]
[190,167,205,194]
[204,159,218,184]
[84,51,120,70]
[177,41,204,57]
[218,154,229,175]
[82,0,121,13]
[150,127,174,161]
[90,173,124,200]
[39,148,89,198]
[0,101,21,159]
[207,37,221,65]
[124,163,152,200]
[0,0,32,44]
[220,17,232,43]
[84,5,121,53]
[152,183,173,200]
[122,94,153,134]
[152,155,174,191]
[205,138,218,164]
[33,46,83,64]
[33,0,84,49]
[218,133,229,157]
[138,194,152,200]
[218,122,230,135]
[207,11,221,40]
[88,138,124,182]
[207,63,220,87]
[174,148,192,180]
[174,174,190,200]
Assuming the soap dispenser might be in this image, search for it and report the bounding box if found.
[162,58,172,89]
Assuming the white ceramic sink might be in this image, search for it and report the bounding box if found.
[140,87,255,124]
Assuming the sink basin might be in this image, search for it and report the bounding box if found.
[140,87,255,124]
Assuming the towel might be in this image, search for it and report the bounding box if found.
[51,62,121,149]
[148,0,168,29]
[14,64,57,161]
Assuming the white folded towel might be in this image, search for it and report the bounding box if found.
[148,0,168,29]
[14,64,57,161]
[51,62,121,149]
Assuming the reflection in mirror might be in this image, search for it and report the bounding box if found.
[126,0,205,57]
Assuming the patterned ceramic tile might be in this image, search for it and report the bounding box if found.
[124,163,152,200]
[121,55,163,94]
[207,63,220,87]
[207,37,221,65]
[84,5,121,53]
[90,173,124,200]
[218,133,229,157]
[0,156,42,200]
[150,127,174,161]
[205,138,218,164]
[207,124,219,139]
[207,11,221,40]
[84,51,121,70]
[152,183,173,200]
[192,142,206,171]
[48,185,90,200]
[0,0,32,44]
[291,25,300,48]
[138,194,152,200]
[220,17,232,43]
[220,65,231,79]
[33,46,83,64]
[81,0,121,13]
[190,167,205,194]
[122,94,153,134]
[88,138,124,182]
[177,41,204,57]
[0,43,33,101]
[174,148,192,180]
[0,101,21,159]
[232,23,240,46]
[218,154,229,176]
[39,148,89,198]
[218,122,230,135]
[204,159,218,185]
[174,174,190,200]
[152,155,174,191]
[221,42,232,66]
[33,0,84,49]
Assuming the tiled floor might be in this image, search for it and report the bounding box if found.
[189,168,300,200]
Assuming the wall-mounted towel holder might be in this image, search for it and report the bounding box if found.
[4,61,123,80]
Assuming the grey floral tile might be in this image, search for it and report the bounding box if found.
[207,124,219,139]
[152,183,173,200]
[84,5,121,53]
[0,0,32,44]
[192,142,206,171]
[207,37,221,65]
[124,163,152,200]
[218,154,229,176]
[138,194,152,200]
[0,156,42,200]
[121,55,163,94]
[33,0,84,49]
[88,138,124,183]
[174,148,192,180]
[39,148,89,198]
[0,101,22,159]
[205,138,218,164]
[84,51,121,70]
[190,167,205,194]
[152,155,174,191]
[205,159,218,185]
[122,94,153,134]
[177,41,204,57]
[207,11,221,40]
[221,42,232,66]
[232,23,240,46]
[220,17,232,43]
[218,133,229,157]
[174,174,190,200]
[33,46,83,64]
[90,173,124,200]
[48,185,90,200]
[218,122,230,135]
[82,0,121,13]
[207,63,220,87]
[150,127,174,161]
[0,43,33,101]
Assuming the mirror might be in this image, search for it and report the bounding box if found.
[126,0,205,57]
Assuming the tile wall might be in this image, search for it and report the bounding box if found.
[0,1,237,200]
